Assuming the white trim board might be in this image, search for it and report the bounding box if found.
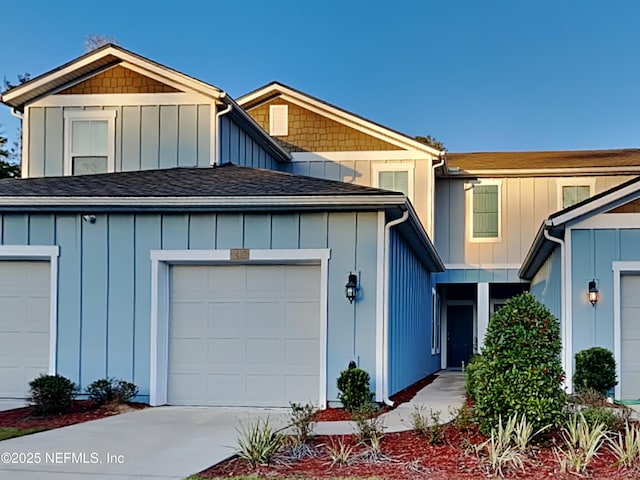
[611,261,640,400]
[556,178,596,211]
[149,248,331,408]
[0,245,60,376]
[444,263,521,270]
[573,213,640,229]
[292,151,433,162]
[30,93,215,107]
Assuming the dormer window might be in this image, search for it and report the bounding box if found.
[64,110,116,175]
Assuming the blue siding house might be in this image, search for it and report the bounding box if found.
[0,45,444,407]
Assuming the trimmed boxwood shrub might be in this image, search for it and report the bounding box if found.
[573,347,617,396]
[28,374,78,416]
[337,363,373,412]
[474,292,566,434]
[86,377,139,405]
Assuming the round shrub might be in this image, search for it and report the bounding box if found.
[474,292,566,434]
[28,374,78,416]
[573,347,617,396]
[86,377,139,405]
[337,364,373,412]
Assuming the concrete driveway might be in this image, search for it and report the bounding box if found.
[0,406,290,480]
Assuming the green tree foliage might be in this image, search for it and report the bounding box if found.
[414,135,446,151]
[0,131,20,178]
[473,292,566,434]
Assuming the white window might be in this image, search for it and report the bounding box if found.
[269,105,288,136]
[557,178,595,210]
[469,179,502,242]
[64,110,116,176]
[431,288,440,355]
[372,163,414,200]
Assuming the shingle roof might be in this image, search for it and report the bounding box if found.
[0,163,395,197]
[446,149,640,172]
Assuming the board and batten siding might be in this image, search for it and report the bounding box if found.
[0,211,379,403]
[219,116,283,170]
[568,227,640,356]
[434,176,634,281]
[27,104,212,177]
[529,246,562,322]
[387,228,438,395]
[288,158,433,234]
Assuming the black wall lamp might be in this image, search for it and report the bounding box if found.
[588,279,599,306]
[345,272,359,304]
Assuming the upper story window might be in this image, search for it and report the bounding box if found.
[269,105,288,136]
[372,163,414,200]
[469,180,501,242]
[64,110,116,176]
[557,178,595,210]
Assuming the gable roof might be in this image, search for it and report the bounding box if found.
[445,149,640,177]
[0,44,291,163]
[237,82,443,156]
[520,175,640,279]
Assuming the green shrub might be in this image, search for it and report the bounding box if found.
[337,364,373,412]
[28,374,78,416]
[573,347,617,396]
[288,402,317,445]
[465,354,483,400]
[86,377,139,405]
[474,292,566,434]
[580,406,619,431]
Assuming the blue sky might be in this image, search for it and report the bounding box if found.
[2,0,639,153]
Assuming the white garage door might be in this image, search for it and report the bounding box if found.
[0,261,50,398]
[168,264,321,406]
[621,274,640,400]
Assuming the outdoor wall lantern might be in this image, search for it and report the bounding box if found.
[588,279,599,306]
[345,272,359,304]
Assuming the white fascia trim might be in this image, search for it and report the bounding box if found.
[274,91,441,155]
[30,93,214,107]
[291,151,434,162]
[564,227,573,392]
[445,263,522,270]
[455,166,640,176]
[0,194,406,208]
[149,248,331,408]
[573,213,640,229]
[375,211,385,402]
[550,181,640,226]
[63,109,117,176]
[556,178,596,211]
[467,179,503,243]
[371,162,415,201]
[0,245,60,375]
[22,108,30,178]
[611,261,640,400]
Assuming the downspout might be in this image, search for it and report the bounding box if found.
[429,153,445,237]
[543,223,570,391]
[382,208,410,406]
[213,94,232,166]
[10,108,23,120]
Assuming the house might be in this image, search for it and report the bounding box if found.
[0,45,444,408]
[3,45,640,407]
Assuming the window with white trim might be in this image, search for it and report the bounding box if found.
[64,110,116,176]
[372,163,414,200]
[469,180,501,241]
[557,179,595,210]
[269,105,288,136]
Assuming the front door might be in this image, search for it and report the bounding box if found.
[447,304,474,369]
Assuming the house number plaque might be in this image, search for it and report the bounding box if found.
[230,248,250,261]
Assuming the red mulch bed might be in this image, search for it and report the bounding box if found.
[0,400,147,430]
[313,373,437,422]
[199,423,637,479]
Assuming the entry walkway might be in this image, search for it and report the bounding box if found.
[315,369,466,435]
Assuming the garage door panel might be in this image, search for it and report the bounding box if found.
[286,375,319,402]
[621,275,640,400]
[169,264,320,406]
[26,332,48,357]
[170,338,206,365]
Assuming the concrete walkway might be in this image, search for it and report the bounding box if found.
[315,369,466,435]
[0,371,466,479]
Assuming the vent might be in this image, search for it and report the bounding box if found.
[269,105,288,136]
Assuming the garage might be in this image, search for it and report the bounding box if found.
[167,263,321,406]
[0,261,50,398]
[621,274,640,400]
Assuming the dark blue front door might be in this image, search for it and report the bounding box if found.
[447,304,474,369]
